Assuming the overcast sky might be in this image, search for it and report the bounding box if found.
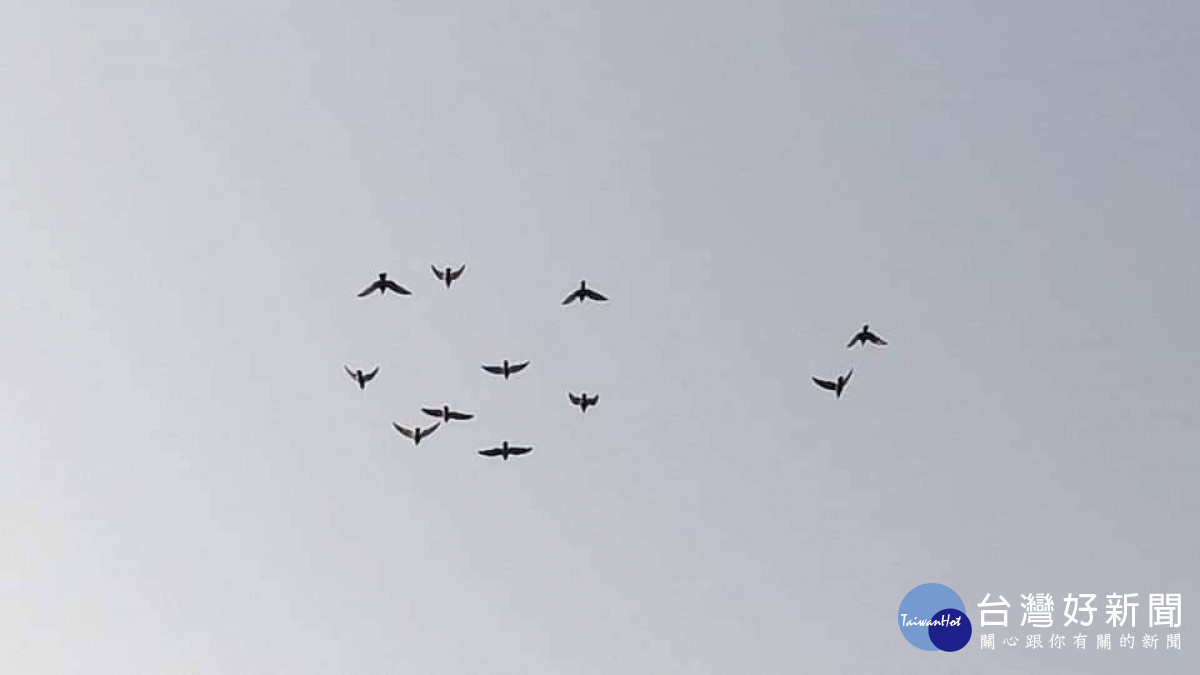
[1,2,1197,673]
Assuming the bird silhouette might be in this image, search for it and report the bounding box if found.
[482,359,529,379]
[357,272,412,297]
[431,264,466,288]
[392,422,440,445]
[562,280,608,305]
[812,369,853,398]
[478,441,533,460]
[421,405,474,423]
[568,392,599,413]
[345,365,379,390]
[847,324,888,348]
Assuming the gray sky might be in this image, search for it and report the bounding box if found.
[1,2,1197,673]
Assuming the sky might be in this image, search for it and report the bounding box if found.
[0,2,1197,673]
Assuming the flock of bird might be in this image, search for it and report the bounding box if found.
[811,324,889,398]
[345,266,608,462]
[348,266,885,459]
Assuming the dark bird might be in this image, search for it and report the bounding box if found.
[432,264,466,288]
[345,365,379,390]
[812,369,853,398]
[568,392,599,413]
[392,421,440,445]
[482,359,529,380]
[478,441,533,461]
[562,280,608,305]
[421,405,474,423]
[357,272,412,297]
[847,324,888,348]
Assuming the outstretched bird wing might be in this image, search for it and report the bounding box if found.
[479,447,504,457]
[508,361,529,374]
[812,377,837,391]
[482,365,504,375]
[392,423,414,439]
[362,367,379,382]
[345,365,356,379]
[431,265,445,280]
[383,280,412,295]
[867,332,887,345]
[568,392,582,405]
[843,369,854,384]
[585,394,599,406]
[582,288,608,301]
[357,280,382,297]
[562,290,581,305]
[450,265,466,280]
[446,410,474,420]
[421,422,440,438]
[421,407,444,419]
[847,333,862,348]
[508,446,532,456]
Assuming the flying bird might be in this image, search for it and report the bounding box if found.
[568,392,599,413]
[562,280,608,305]
[357,272,412,297]
[392,421,440,445]
[478,441,533,461]
[847,324,888,348]
[482,359,529,380]
[812,369,853,398]
[345,365,379,390]
[431,264,466,288]
[421,405,474,423]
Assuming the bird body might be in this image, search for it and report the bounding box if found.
[847,324,887,348]
[479,440,533,460]
[562,280,608,305]
[358,272,411,297]
[813,369,853,398]
[568,392,599,413]
[432,264,466,288]
[345,365,379,390]
[393,422,440,445]
[482,359,529,380]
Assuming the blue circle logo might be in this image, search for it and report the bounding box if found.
[898,583,972,652]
